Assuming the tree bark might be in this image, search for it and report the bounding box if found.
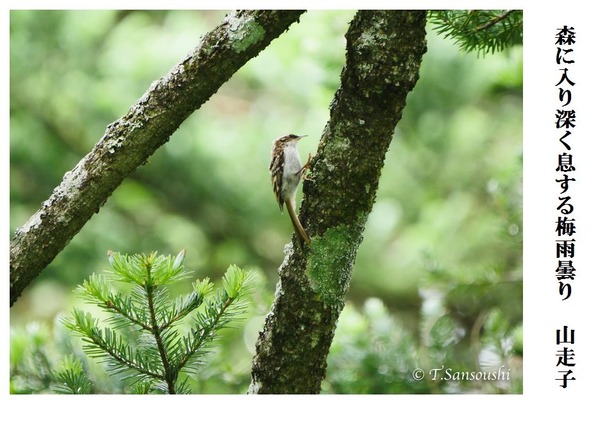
[249,10,427,394]
[10,10,305,307]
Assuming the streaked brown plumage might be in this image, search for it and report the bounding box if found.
[269,134,311,245]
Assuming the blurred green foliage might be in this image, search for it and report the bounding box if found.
[10,10,522,393]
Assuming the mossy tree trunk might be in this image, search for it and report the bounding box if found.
[9,10,305,307]
[249,10,427,394]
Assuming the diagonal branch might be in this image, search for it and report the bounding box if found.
[10,10,305,307]
[473,10,517,33]
[249,10,428,394]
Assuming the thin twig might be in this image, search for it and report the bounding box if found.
[474,10,517,33]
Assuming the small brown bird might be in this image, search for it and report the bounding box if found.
[269,134,312,245]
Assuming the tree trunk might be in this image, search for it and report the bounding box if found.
[249,10,427,394]
[10,10,305,307]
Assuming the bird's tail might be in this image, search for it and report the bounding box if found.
[285,200,311,245]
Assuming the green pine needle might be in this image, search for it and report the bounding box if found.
[429,10,523,56]
[64,251,255,394]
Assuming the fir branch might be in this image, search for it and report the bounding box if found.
[176,267,254,372]
[77,274,151,331]
[65,252,255,393]
[473,10,517,32]
[162,291,204,330]
[66,309,163,380]
[53,355,94,394]
[183,292,237,366]
[144,272,176,393]
[428,10,522,56]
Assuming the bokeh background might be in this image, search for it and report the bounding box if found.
[10,10,522,393]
